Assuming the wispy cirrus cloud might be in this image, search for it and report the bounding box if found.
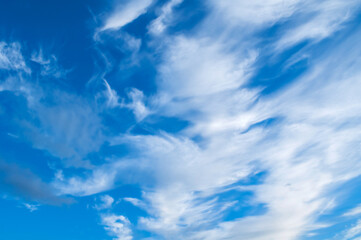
[31,49,71,79]
[210,0,300,26]
[0,42,106,168]
[342,219,361,240]
[100,0,153,32]
[96,1,361,239]
[274,0,359,50]
[345,205,361,217]
[148,0,183,35]
[47,1,361,239]
[0,42,29,72]
[2,0,361,239]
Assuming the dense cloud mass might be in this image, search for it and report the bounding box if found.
[1,0,361,239]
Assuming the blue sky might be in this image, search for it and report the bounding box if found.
[1,0,361,239]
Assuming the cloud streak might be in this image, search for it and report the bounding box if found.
[100,0,153,32]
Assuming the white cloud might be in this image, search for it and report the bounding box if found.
[352,237,361,240]
[207,0,358,53]
[112,4,361,239]
[101,80,149,121]
[345,205,361,217]
[0,76,37,104]
[53,166,117,196]
[31,49,70,78]
[275,0,358,50]
[0,42,29,72]
[148,0,183,35]
[23,203,39,212]
[103,79,120,108]
[123,197,145,208]
[156,36,256,99]
[101,214,133,240]
[27,0,361,239]
[187,29,361,239]
[94,195,114,210]
[0,43,105,169]
[100,0,153,32]
[54,1,361,238]
[210,0,300,26]
[125,88,149,121]
[343,220,361,240]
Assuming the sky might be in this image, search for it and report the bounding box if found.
[1,0,361,239]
